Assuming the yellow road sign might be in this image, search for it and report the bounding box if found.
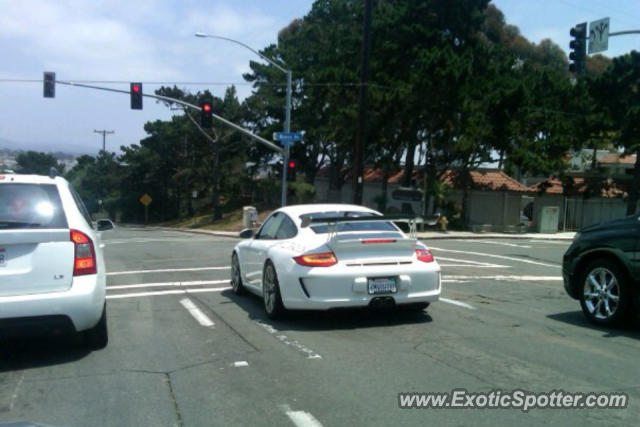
[139,194,152,206]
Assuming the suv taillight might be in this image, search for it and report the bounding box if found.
[71,229,97,275]
[415,248,434,263]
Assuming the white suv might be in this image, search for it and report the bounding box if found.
[0,173,110,349]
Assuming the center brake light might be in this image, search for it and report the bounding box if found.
[293,251,338,267]
[415,248,434,263]
[71,229,97,275]
[361,239,396,244]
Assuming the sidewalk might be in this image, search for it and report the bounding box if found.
[163,227,575,241]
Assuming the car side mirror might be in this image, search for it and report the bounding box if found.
[239,228,254,239]
[97,219,115,231]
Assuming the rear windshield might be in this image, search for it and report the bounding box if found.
[0,183,68,230]
[300,211,397,234]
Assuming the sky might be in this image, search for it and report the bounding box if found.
[0,0,639,155]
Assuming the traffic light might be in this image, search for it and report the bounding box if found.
[130,82,143,109]
[287,159,297,182]
[569,22,587,77]
[43,72,55,98]
[201,101,213,128]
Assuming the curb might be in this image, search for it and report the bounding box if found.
[160,227,240,239]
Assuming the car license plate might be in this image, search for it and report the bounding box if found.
[368,277,397,294]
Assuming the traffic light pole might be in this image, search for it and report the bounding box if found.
[281,70,292,207]
[54,80,284,155]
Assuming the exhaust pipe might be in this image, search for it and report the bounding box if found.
[369,296,396,309]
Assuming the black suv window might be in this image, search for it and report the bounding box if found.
[0,183,68,229]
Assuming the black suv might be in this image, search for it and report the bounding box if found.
[563,215,640,326]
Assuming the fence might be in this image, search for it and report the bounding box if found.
[562,197,628,231]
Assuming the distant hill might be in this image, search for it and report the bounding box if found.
[0,137,96,156]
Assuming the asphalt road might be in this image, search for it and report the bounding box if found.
[1,227,640,427]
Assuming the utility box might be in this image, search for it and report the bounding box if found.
[243,206,258,229]
[538,206,560,233]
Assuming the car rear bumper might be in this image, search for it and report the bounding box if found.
[0,274,105,333]
[279,261,441,310]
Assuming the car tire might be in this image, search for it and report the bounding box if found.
[262,262,286,319]
[231,253,245,295]
[84,304,108,350]
[579,259,631,327]
[400,302,430,312]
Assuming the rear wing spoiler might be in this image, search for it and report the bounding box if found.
[300,214,441,238]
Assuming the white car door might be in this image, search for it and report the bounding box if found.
[243,213,285,289]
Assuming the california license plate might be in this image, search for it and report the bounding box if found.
[367,277,397,294]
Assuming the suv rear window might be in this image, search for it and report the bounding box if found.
[300,211,397,234]
[0,183,68,230]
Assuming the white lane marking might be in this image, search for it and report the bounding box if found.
[279,405,323,427]
[435,256,508,268]
[107,279,230,290]
[445,275,563,282]
[180,298,215,327]
[471,240,531,249]
[106,286,232,299]
[430,246,559,268]
[107,266,230,276]
[438,265,509,268]
[255,320,322,360]
[233,361,249,367]
[9,373,25,412]
[441,279,471,283]
[528,240,571,245]
[440,297,475,310]
[104,238,208,245]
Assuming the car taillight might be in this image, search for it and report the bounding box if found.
[293,251,338,267]
[415,248,434,263]
[71,229,97,275]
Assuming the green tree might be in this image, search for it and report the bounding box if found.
[590,51,640,214]
[16,151,65,175]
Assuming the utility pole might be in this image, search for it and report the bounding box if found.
[94,129,115,152]
[353,0,372,205]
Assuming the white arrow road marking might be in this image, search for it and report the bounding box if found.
[279,405,323,427]
[440,298,475,310]
[180,298,215,327]
[107,266,230,276]
[106,287,231,299]
[107,279,230,290]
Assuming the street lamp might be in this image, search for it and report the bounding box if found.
[195,32,293,206]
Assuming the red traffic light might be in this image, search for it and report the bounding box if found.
[288,161,296,168]
[131,84,141,93]
[203,103,212,112]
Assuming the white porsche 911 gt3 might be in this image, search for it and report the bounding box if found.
[231,204,441,318]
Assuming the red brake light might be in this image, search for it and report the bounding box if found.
[415,248,434,263]
[293,251,338,267]
[361,239,396,244]
[70,229,97,275]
